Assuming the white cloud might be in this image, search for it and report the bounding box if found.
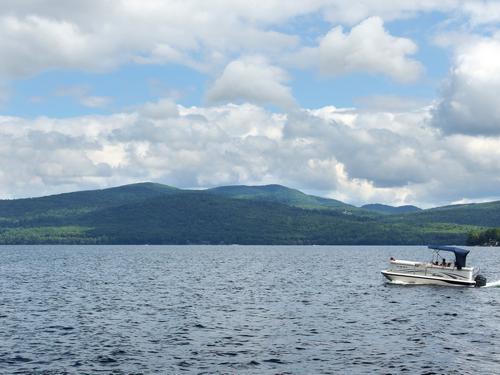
[206,57,296,109]
[1,99,500,206]
[319,0,500,26]
[0,1,305,80]
[139,98,179,119]
[0,15,108,78]
[462,1,500,26]
[310,17,423,82]
[320,0,459,25]
[433,37,500,135]
[0,1,491,82]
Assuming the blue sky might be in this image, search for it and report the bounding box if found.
[1,1,500,207]
[5,64,207,117]
[4,8,452,117]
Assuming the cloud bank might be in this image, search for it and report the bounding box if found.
[0,1,498,79]
[433,37,500,135]
[1,96,500,207]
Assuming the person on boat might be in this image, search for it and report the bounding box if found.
[441,258,446,266]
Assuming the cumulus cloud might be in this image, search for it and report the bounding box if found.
[462,1,500,26]
[0,1,495,82]
[0,15,111,78]
[320,0,458,25]
[433,37,500,135]
[308,17,423,82]
[1,99,500,207]
[206,57,296,109]
[0,1,305,80]
[138,98,179,119]
[319,0,500,26]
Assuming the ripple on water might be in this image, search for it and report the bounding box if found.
[1,245,500,374]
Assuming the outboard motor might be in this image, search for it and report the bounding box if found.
[475,274,487,287]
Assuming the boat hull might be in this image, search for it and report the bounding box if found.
[381,270,476,287]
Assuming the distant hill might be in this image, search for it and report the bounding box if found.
[0,182,178,219]
[361,203,422,215]
[78,192,375,244]
[388,201,500,227]
[63,192,472,245]
[208,184,355,211]
[0,182,495,245]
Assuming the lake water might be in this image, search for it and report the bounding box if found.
[1,245,500,374]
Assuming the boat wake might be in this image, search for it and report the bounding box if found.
[483,280,500,288]
[387,280,411,285]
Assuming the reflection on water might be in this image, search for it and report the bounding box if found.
[1,245,500,374]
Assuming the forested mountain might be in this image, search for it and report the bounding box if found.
[0,182,497,245]
[386,201,500,227]
[207,184,354,211]
[0,182,178,219]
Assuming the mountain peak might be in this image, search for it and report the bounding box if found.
[207,184,352,210]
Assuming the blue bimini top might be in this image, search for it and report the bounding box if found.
[428,245,470,269]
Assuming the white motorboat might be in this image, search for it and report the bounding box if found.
[381,245,487,287]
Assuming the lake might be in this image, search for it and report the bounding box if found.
[1,245,500,374]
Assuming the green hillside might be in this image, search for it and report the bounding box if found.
[0,182,495,245]
[361,204,422,215]
[0,182,178,224]
[81,193,473,245]
[207,184,355,211]
[387,201,500,227]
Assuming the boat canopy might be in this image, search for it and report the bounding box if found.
[428,245,470,269]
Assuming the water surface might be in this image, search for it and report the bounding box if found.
[1,245,500,374]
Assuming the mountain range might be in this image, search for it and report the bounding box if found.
[0,182,497,245]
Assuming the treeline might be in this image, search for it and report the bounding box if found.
[466,228,500,246]
[0,226,104,244]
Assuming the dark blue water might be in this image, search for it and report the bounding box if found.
[1,245,500,374]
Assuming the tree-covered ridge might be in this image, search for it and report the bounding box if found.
[73,192,475,245]
[385,201,500,227]
[207,184,356,211]
[0,182,178,218]
[0,182,497,245]
[361,204,422,215]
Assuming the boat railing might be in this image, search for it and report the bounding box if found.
[391,260,467,275]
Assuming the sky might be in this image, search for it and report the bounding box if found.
[1,1,500,207]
